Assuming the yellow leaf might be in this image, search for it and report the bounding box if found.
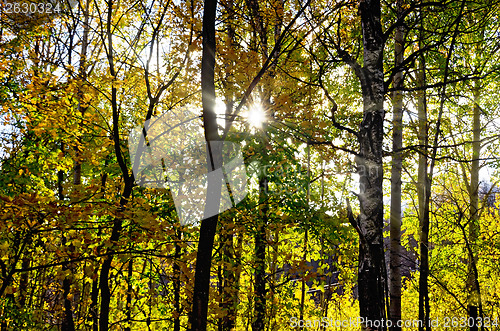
[0,241,8,251]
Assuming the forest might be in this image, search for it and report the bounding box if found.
[1,0,500,330]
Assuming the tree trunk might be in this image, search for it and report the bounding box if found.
[416,26,430,329]
[98,185,132,331]
[89,264,100,331]
[173,232,182,331]
[124,258,133,331]
[300,143,311,322]
[18,258,29,308]
[229,230,244,330]
[62,1,90,327]
[253,119,270,331]
[252,176,268,331]
[190,0,222,328]
[245,0,275,327]
[389,0,404,328]
[467,84,482,331]
[61,236,76,331]
[218,219,240,331]
[417,64,430,331]
[355,0,387,328]
[252,100,271,331]
[420,3,466,329]
[99,0,136,327]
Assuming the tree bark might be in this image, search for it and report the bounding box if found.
[98,184,132,331]
[245,0,279,327]
[417,48,430,331]
[190,0,222,328]
[466,83,482,331]
[124,258,133,331]
[252,97,270,331]
[252,109,269,331]
[389,0,404,328]
[217,215,242,331]
[173,232,182,331]
[354,0,388,329]
[252,176,268,331]
[299,143,311,322]
[89,264,100,331]
[61,236,76,331]
[228,230,243,330]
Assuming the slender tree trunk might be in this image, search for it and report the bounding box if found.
[220,39,238,328]
[268,227,279,330]
[62,278,75,331]
[99,0,136,328]
[419,4,466,330]
[89,218,102,331]
[217,227,244,331]
[389,0,404,328]
[62,2,90,327]
[219,5,240,325]
[18,258,29,308]
[299,143,311,322]
[217,263,223,331]
[190,0,222,328]
[467,84,482,331]
[253,171,268,331]
[124,258,133,331]
[90,264,100,331]
[62,236,76,331]
[417,37,430,331]
[219,219,239,331]
[246,1,272,327]
[173,232,182,331]
[189,152,222,331]
[252,97,272,331]
[319,163,329,331]
[98,186,132,331]
[230,230,244,329]
[251,80,271,331]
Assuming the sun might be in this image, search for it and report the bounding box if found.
[246,103,266,129]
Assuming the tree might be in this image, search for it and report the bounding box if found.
[189,0,221,329]
[389,0,404,328]
[351,1,388,326]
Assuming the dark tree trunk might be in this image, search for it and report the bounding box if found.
[190,0,221,329]
[98,0,136,327]
[252,176,268,331]
[89,264,100,331]
[62,1,90,327]
[190,216,220,331]
[419,3,466,329]
[61,237,75,331]
[98,183,133,331]
[226,230,243,330]
[97,227,121,331]
[124,258,133,331]
[62,278,75,331]
[355,0,387,329]
[418,118,431,331]
[173,232,182,331]
[416,40,430,331]
[218,219,240,331]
